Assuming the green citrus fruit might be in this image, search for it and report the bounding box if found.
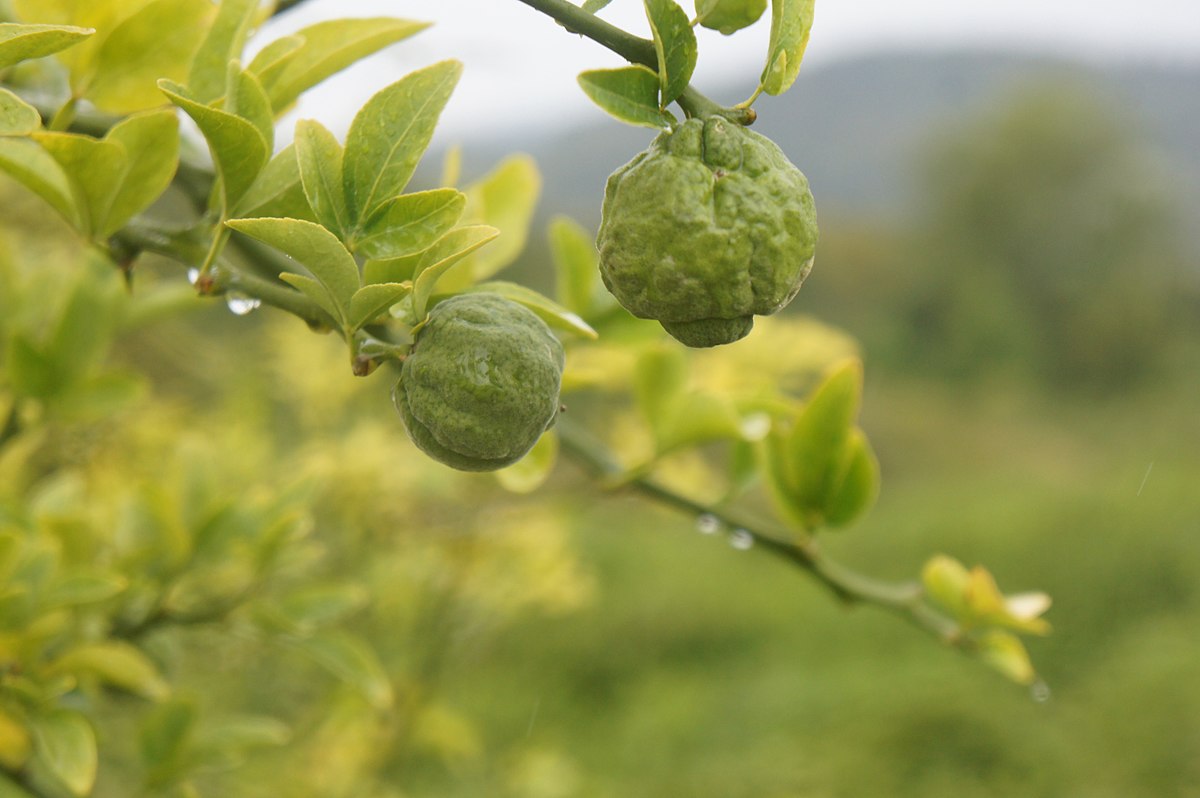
[596,115,818,347]
[393,293,564,471]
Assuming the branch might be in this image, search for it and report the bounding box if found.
[513,0,755,124]
[554,418,961,642]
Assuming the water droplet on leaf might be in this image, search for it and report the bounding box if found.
[186,268,200,285]
[1030,679,1051,703]
[225,292,262,316]
[696,514,721,535]
[729,529,754,550]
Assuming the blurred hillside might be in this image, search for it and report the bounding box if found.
[441,51,1200,227]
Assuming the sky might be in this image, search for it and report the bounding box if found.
[258,0,1200,143]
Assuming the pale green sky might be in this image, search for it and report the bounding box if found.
[259,0,1200,142]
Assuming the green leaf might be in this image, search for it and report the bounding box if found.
[644,0,697,106]
[355,188,465,260]
[233,144,314,221]
[634,345,688,427]
[548,215,601,316]
[0,23,93,71]
[760,0,815,96]
[159,80,268,211]
[403,226,499,318]
[100,109,180,237]
[977,630,1036,685]
[438,156,541,289]
[52,641,170,700]
[44,571,126,608]
[578,66,674,129]
[30,710,96,797]
[274,584,369,632]
[139,698,195,771]
[245,33,302,90]
[495,430,558,494]
[343,60,462,225]
[347,283,411,331]
[294,119,349,239]
[87,0,215,113]
[277,273,342,324]
[695,0,767,35]
[0,138,80,227]
[822,429,879,527]
[464,281,597,340]
[293,631,393,709]
[225,63,274,155]
[0,88,40,136]
[187,0,259,103]
[225,218,360,323]
[786,359,862,514]
[657,393,745,454]
[32,131,125,238]
[257,18,430,114]
[582,0,614,11]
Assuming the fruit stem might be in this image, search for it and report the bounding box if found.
[514,0,756,125]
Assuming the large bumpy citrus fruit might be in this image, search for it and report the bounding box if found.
[597,115,818,347]
[393,293,564,471]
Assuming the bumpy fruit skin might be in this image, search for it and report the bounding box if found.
[393,294,565,472]
[596,115,818,347]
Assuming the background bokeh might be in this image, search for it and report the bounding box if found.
[2,1,1199,796]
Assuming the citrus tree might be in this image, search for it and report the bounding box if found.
[0,1,1050,795]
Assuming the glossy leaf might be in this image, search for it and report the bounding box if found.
[785,359,861,512]
[277,273,342,325]
[0,138,80,228]
[0,89,40,136]
[355,188,465,260]
[160,80,268,210]
[405,225,499,318]
[578,66,674,129]
[548,215,602,316]
[822,429,879,527]
[101,109,180,237]
[225,63,274,154]
[760,0,815,96]
[582,0,614,11]
[463,281,598,339]
[225,218,360,323]
[30,710,96,797]
[10,0,137,82]
[234,144,313,221]
[0,23,93,70]
[347,282,411,331]
[439,156,541,289]
[32,131,125,238]
[343,60,462,225]
[293,631,393,709]
[52,641,169,700]
[645,0,697,106]
[87,0,214,113]
[245,33,302,89]
[294,119,349,238]
[188,0,259,103]
[496,430,559,494]
[695,0,767,35]
[257,18,430,113]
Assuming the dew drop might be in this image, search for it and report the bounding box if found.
[729,529,754,550]
[186,268,200,285]
[225,292,261,316]
[695,514,721,535]
[1030,679,1051,703]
